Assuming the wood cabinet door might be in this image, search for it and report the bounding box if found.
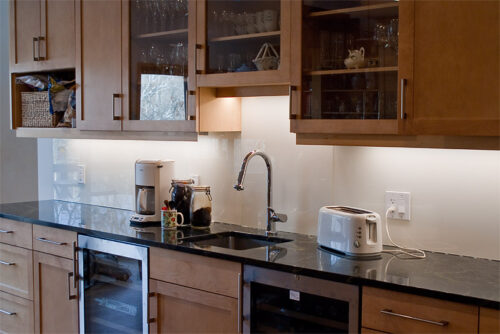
[480,307,500,334]
[76,0,123,131]
[38,0,75,70]
[195,0,291,87]
[411,0,499,136]
[10,0,41,72]
[33,251,78,334]
[149,279,239,334]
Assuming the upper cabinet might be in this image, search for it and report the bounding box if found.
[77,0,238,135]
[195,0,291,87]
[291,0,499,148]
[10,0,75,73]
[290,0,411,135]
[410,0,499,137]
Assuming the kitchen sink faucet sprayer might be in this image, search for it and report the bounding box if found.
[234,150,287,235]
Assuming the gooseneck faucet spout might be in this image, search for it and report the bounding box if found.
[234,150,287,235]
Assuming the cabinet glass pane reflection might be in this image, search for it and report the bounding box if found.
[130,0,188,121]
[302,0,399,119]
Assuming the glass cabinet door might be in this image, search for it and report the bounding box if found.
[292,0,403,134]
[127,0,192,127]
[197,0,290,86]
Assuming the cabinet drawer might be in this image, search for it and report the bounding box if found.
[33,225,77,259]
[0,243,33,300]
[150,248,241,298]
[0,290,34,334]
[0,218,32,249]
[362,287,478,334]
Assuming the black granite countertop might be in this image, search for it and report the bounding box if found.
[0,200,498,308]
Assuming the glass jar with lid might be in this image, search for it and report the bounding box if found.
[190,186,212,229]
[170,179,194,226]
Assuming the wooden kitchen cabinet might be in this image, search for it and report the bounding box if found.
[0,290,35,334]
[9,0,75,73]
[479,307,500,333]
[33,251,78,333]
[291,0,499,149]
[149,247,242,333]
[149,279,239,333]
[195,0,291,87]
[0,242,33,300]
[76,0,239,135]
[362,286,479,334]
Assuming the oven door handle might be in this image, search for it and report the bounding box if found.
[67,272,77,300]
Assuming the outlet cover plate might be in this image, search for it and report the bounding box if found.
[385,191,411,220]
[77,165,85,184]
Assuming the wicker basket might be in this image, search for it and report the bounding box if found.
[21,91,60,127]
[253,42,280,71]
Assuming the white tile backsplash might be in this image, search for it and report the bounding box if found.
[37,97,500,260]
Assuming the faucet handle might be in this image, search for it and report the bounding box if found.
[269,209,287,223]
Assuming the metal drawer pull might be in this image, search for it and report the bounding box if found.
[0,229,13,233]
[0,308,16,316]
[381,309,449,327]
[67,272,77,300]
[0,260,15,266]
[36,237,67,246]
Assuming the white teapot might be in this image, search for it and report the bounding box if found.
[344,47,366,69]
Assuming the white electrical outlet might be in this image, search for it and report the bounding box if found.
[385,191,411,220]
[77,165,86,184]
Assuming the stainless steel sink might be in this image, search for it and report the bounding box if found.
[180,231,292,250]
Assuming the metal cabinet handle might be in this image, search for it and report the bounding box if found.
[72,242,78,288]
[67,272,77,300]
[112,93,121,120]
[38,36,46,61]
[0,229,13,234]
[400,78,406,120]
[237,273,242,333]
[0,260,15,266]
[0,308,16,316]
[289,86,297,119]
[194,44,202,75]
[381,309,449,327]
[148,292,157,324]
[36,237,67,246]
[33,37,39,61]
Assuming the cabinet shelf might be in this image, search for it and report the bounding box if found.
[209,30,280,43]
[134,28,188,40]
[308,2,399,18]
[306,66,398,76]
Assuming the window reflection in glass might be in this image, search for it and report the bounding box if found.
[139,74,186,121]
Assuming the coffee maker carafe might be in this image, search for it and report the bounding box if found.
[130,160,174,225]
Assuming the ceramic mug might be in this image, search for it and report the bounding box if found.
[161,209,184,229]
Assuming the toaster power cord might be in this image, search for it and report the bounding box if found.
[382,206,426,259]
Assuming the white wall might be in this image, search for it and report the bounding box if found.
[0,1,38,204]
[37,97,500,260]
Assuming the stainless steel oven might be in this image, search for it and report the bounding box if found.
[243,265,359,333]
[78,235,149,333]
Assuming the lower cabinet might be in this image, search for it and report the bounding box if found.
[149,247,242,333]
[33,251,79,333]
[362,286,479,334]
[0,290,34,334]
[149,279,238,333]
[479,307,500,334]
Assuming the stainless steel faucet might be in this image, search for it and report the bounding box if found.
[234,150,287,235]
